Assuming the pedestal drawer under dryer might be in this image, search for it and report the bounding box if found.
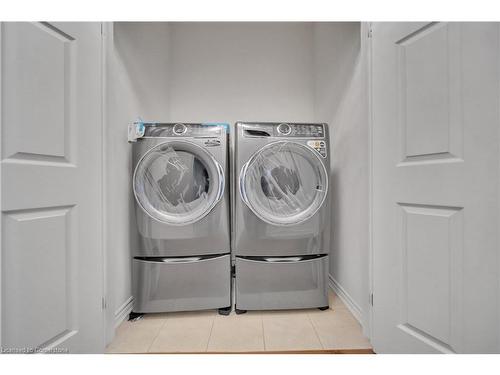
[133,254,231,313]
[235,254,329,311]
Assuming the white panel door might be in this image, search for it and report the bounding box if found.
[1,22,104,353]
[371,22,500,353]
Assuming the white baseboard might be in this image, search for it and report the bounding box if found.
[114,296,133,328]
[328,274,364,327]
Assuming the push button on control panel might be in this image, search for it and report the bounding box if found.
[311,125,324,137]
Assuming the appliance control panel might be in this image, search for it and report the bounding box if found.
[274,123,325,138]
[144,123,223,138]
[241,123,326,138]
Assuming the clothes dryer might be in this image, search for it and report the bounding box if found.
[233,122,330,312]
[131,123,231,316]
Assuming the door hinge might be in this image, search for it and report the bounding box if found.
[367,28,373,39]
[101,297,107,310]
[369,293,374,307]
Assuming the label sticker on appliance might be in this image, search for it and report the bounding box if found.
[128,121,145,143]
[204,139,221,147]
[307,140,327,158]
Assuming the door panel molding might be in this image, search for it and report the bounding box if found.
[397,202,464,353]
[397,22,463,165]
[397,323,455,354]
[2,22,77,165]
[2,204,78,350]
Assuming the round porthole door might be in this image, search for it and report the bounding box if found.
[239,141,328,226]
[133,141,225,225]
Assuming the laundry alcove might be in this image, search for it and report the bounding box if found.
[105,22,370,352]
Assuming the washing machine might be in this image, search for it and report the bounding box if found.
[233,122,330,312]
[131,123,231,316]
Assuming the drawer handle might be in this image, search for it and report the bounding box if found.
[238,254,327,263]
[134,254,226,264]
[159,257,202,263]
[263,257,303,262]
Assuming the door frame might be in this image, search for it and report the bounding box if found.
[100,21,114,347]
[497,24,500,354]
[100,21,109,350]
[0,22,4,350]
[0,21,108,352]
[364,21,375,345]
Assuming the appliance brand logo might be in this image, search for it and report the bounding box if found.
[204,139,221,147]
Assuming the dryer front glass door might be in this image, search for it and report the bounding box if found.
[134,141,224,225]
[239,141,328,226]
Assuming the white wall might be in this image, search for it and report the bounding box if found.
[105,22,170,343]
[167,22,315,125]
[313,23,370,332]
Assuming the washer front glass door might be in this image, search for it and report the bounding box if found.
[134,141,224,225]
[239,141,328,226]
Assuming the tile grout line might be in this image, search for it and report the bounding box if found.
[261,313,267,351]
[307,313,326,350]
[204,313,216,352]
[147,318,169,353]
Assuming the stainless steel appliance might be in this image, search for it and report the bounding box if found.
[131,123,231,316]
[233,122,330,312]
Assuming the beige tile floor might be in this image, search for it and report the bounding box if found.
[106,290,372,353]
